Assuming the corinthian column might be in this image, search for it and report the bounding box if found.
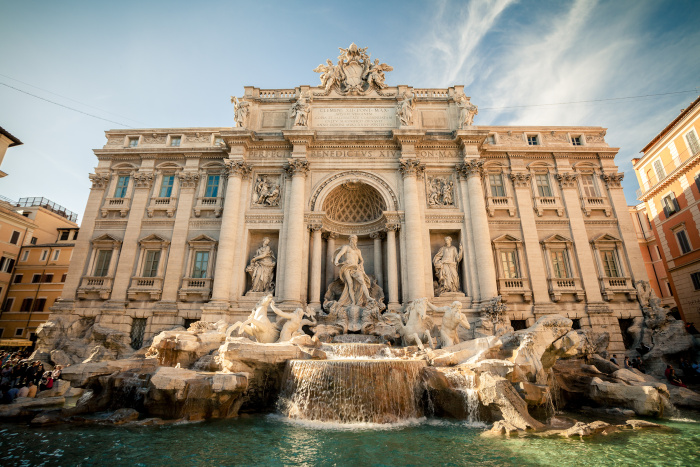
[399,159,426,300]
[210,160,250,305]
[308,224,323,307]
[325,232,337,289]
[282,158,309,305]
[370,231,384,290]
[459,160,498,300]
[385,223,400,306]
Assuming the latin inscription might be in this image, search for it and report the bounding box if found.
[313,107,395,128]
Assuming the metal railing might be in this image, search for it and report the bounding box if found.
[17,197,77,222]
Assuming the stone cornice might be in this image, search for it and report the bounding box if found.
[638,155,700,201]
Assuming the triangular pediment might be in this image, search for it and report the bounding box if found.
[542,234,573,244]
[492,234,521,244]
[138,234,170,246]
[92,233,122,246]
[591,233,622,244]
[188,234,217,245]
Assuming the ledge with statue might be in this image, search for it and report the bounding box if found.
[8,276,698,437]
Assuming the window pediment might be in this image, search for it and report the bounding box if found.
[188,234,217,247]
[541,234,573,245]
[138,234,170,247]
[492,234,522,245]
[591,233,622,245]
[92,234,122,248]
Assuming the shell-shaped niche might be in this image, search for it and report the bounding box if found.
[322,181,387,224]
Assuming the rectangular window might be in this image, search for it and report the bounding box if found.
[192,251,210,278]
[500,250,520,279]
[94,250,113,277]
[0,258,14,273]
[15,328,24,337]
[676,229,692,254]
[653,159,666,181]
[143,250,161,278]
[601,250,620,278]
[485,135,496,145]
[13,274,22,284]
[21,251,29,262]
[52,250,60,261]
[2,298,13,312]
[550,250,571,278]
[40,250,48,261]
[571,136,583,146]
[489,174,506,197]
[666,281,673,295]
[114,175,130,198]
[128,137,139,148]
[170,136,181,147]
[32,298,46,312]
[42,274,53,283]
[535,174,552,197]
[60,231,70,241]
[30,237,37,245]
[159,175,175,198]
[20,298,33,312]
[695,174,700,192]
[73,231,79,240]
[662,192,680,217]
[691,273,700,291]
[61,273,67,282]
[527,135,539,146]
[32,274,41,283]
[9,231,20,245]
[686,130,700,156]
[580,174,599,197]
[205,175,220,198]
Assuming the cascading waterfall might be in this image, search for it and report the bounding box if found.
[321,343,394,359]
[445,371,481,423]
[277,353,427,424]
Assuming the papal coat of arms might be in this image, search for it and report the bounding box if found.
[313,43,394,96]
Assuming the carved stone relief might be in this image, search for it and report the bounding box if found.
[427,176,455,207]
[252,174,282,207]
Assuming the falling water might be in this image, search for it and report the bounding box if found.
[445,371,481,423]
[277,358,427,424]
[321,343,394,359]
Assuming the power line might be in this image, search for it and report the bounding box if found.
[480,89,699,111]
[0,81,135,128]
[0,73,147,125]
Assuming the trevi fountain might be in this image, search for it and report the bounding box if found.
[1,45,699,465]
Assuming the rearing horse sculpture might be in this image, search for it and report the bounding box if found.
[385,298,435,350]
[227,294,280,343]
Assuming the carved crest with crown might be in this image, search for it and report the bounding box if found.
[313,43,394,96]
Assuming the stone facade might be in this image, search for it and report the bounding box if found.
[51,45,647,352]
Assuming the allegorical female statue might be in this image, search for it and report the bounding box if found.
[246,237,276,293]
[433,236,463,295]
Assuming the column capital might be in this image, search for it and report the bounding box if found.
[509,172,531,188]
[308,222,323,232]
[399,159,424,178]
[385,222,401,232]
[224,159,252,179]
[286,158,309,177]
[556,172,578,189]
[600,172,624,188]
[370,231,385,240]
[323,231,338,240]
[89,173,110,189]
[456,160,485,179]
[178,172,200,189]
[133,172,155,189]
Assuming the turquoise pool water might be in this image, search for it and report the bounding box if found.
[1,413,698,466]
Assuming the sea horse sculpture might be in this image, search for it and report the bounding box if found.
[227,294,279,343]
[385,298,435,350]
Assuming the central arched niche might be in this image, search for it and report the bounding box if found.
[322,181,387,224]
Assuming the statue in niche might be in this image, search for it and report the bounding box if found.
[245,237,276,293]
[231,96,250,128]
[334,235,372,307]
[252,175,281,207]
[427,177,455,207]
[290,92,311,127]
[396,92,415,126]
[270,302,317,342]
[427,300,471,348]
[433,236,463,295]
[457,95,478,128]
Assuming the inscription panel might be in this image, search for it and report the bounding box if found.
[312,107,395,128]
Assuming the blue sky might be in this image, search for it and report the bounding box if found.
[1,0,699,220]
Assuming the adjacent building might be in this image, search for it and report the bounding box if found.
[50,45,649,352]
[0,126,22,178]
[633,95,700,327]
[0,197,78,342]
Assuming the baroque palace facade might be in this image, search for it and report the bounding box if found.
[52,45,647,351]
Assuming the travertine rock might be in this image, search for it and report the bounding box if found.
[428,336,501,366]
[61,359,158,387]
[511,315,572,383]
[589,377,672,417]
[477,371,545,431]
[217,338,306,367]
[36,380,71,398]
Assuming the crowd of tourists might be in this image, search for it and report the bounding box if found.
[609,353,700,388]
[0,351,62,403]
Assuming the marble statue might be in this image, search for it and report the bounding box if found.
[270,302,317,342]
[252,175,281,207]
[362,58,393,89]
[291,92,311,127]
[228,294,279,343]
[427,300,470,348]
[246,238,276,293]
[334,235,372,307]
[397,92,415,126]
[457,95,478,128]
[385,298,435,350]
[314,44,393,95]
[314,59,343,93]
[635,280,655,308]
[433,236,463,295]
[427,177,455,207]
[231,96,250,128]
